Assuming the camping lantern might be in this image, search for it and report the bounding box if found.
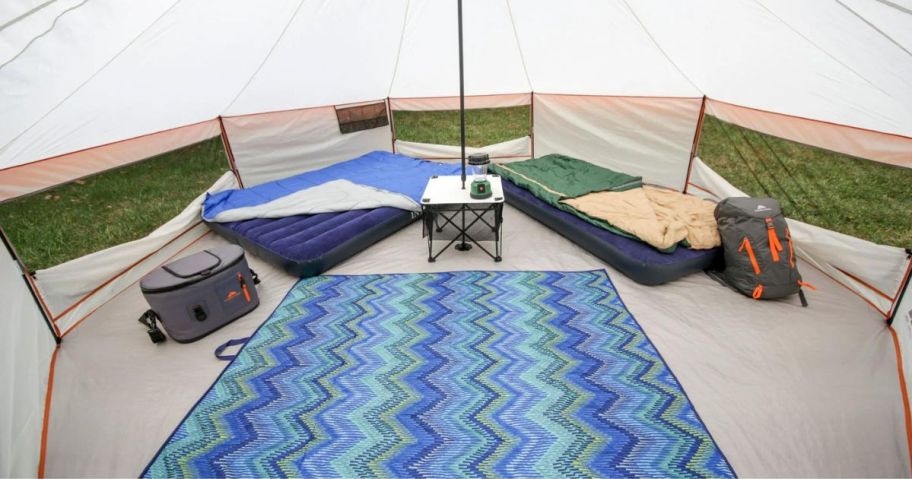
[468,153,492,199]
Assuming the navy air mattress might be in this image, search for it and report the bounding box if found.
[206,207,414,278]
[501,179,721,285]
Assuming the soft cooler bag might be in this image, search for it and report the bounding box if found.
[139,245,259,343]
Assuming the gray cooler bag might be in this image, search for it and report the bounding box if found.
[712,197,810,306]
[139,244,259,343]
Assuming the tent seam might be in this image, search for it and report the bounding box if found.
[221,0,310,114]
[0,0,185,158]
[503,0,533,92]
[0,0,89,69]
[385,0,411,98]
[0,0,56,31]
[616,0,702,95]
[834,0,912,58]
[752,0,893,99]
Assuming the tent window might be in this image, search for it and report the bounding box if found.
[335,102,389,134]
[393,105,530,147]
[698,115,912,248]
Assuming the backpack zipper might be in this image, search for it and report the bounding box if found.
[739,237,761,275]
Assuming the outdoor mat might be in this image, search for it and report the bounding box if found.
[143,270,735,478]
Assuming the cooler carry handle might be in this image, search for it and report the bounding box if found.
[162,250,223,278]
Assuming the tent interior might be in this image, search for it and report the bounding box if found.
[2,0,912,477]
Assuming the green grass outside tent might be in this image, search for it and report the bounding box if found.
[0,106,908,270]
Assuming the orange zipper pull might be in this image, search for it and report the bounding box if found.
[237,272,251,303]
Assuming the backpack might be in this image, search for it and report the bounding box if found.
[711,197,811,306]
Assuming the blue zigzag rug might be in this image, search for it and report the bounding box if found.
[144,270,735,478]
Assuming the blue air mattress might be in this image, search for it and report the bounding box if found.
[206,207,414,278]
[501,179,721,285]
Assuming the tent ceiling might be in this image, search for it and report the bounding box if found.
[0,0,910,172]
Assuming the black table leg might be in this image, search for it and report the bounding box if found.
[455,205,472,251]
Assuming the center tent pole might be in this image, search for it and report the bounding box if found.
[458,0,466,189]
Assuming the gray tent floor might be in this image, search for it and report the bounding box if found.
[47,205,908,477]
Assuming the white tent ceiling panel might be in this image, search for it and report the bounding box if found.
[838,0,912,54]
[0,0,303,170]
[0,242,55,478]
[388,0,531,99]
[506,0,699,97]
[626,0,912,139]
[0,0,91,65]
[534,94,701,190]
[0,0,176,160]
[224,0,409,116]
[225,107,393,187]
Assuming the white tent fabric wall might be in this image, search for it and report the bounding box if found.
[387,0,530,99]
[223,107,393,187]
[533,94,702,190]
[505,0,700,97]
[395,136,531,162]
[0,241,55,478]
[688,157,911,317]
[33,172,237,335]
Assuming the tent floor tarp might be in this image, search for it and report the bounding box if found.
[45,205,908,477]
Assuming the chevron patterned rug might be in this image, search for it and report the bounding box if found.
[144,270,735,478]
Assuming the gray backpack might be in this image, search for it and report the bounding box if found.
[712,197,809,306]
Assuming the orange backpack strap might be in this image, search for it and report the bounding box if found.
[798,281,816,291]
[765,218,783,262]
[739,237,761,275]
[752,284,764,299]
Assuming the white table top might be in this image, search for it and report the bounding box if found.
[420,175,504,205]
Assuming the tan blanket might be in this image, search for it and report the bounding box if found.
[562,186,720,250]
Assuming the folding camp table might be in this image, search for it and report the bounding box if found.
[420,175,504,262]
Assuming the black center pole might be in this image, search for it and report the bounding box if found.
[458,0,466,190]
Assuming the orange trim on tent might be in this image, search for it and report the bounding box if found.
[803,259,889,318]
[888,325,912,474]
[224,98,391,120]
[51,222,205,323]
[833,266,896,302]
[389,91,532,101]
[0,119,217,174]
[707,97,912,141]
[386,97,398,153]
[889,259,912,319]
[532,92,703,100]
[684,95,707,193]
[684,182,721,199]
[60,230,213,338]
[218,116,244,188]
[37,345,60,479]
